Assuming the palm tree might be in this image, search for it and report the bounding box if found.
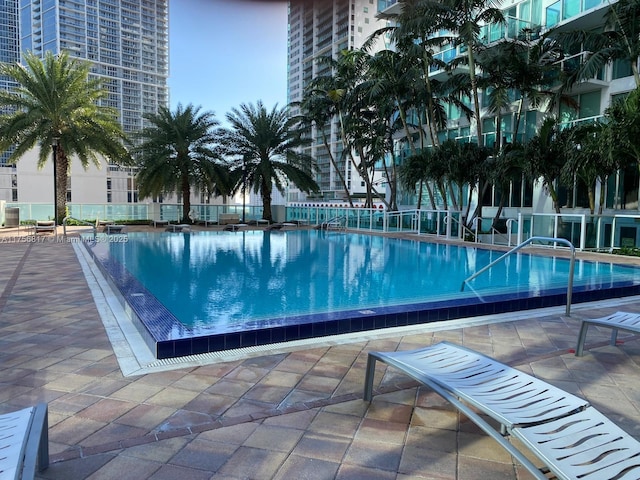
[439,0,506,147]
[601,87,640,167]
[135,103,230,223]
[0,51,130,224]
[562,122,618,214]
[218,101,319,222]
[399,150,430,209]
[310,50,379,206]
[296,86,355,207]
[521,117,569,214]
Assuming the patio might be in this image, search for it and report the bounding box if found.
[1,229,640,479]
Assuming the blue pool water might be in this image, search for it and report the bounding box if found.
[85,230,640,358]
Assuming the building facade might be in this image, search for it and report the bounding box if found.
[288,0,640,221]
[0,0,169,206]
[287,0,387,203]
[384,0,638,217]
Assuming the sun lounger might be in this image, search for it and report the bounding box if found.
[575,311,640,356]
[219,213,240,225]
[0,403,49,479]
[363,341,640,480]
[266,222,297,231]
[223,223,248,232]
[105,224,126,234]
[165,224,191,233]
[34,221,55,235]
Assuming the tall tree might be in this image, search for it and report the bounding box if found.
[561,123,614,214]
[521,117,569,214]
[296,87,355,207]
[0,51,130,224]
[310,50,383,207]
[601,87,640,168]
[439,0,506,147]
[135,104,230,223]
[218,101,319,222]
[399,150,430,209]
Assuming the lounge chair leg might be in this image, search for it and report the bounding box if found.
[610,328,619,346]
[575,322,589,357]
[363,354,377,402]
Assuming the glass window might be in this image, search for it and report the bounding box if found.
[612,58,633,80]
[608,164,639,209]
[578,90,600,118]
[584,0,600,10]
[559,100,577,126]
[525,110,537,142]
[562,0,580,20]
[546,0,561,28]
[531,0,542,26]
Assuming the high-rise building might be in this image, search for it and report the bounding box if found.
[287,0,387,202]
[0,0,169,205]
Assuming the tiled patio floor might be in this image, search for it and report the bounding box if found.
[2,227,640,479]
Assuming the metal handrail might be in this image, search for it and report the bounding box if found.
[460,236,576,316]
[62,216,97,239]
[320,215,346,230]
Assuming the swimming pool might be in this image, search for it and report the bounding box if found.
[85,230,640,358]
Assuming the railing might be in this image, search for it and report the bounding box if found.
[460,236,576,316]
[386,210,420,233]
[319,216,346,230]
[62,216,96,240]
[506,218,519,246]
[10,202,640,253]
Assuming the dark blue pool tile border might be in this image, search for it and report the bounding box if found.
[83,239,640,360]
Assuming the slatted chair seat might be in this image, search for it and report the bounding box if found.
[0,404,49,479]
[512,408,640,480]
[364,341,589,430]
[363,341,640,480]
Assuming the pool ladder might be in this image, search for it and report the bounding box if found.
[319,216,346,231]
[62,216,97,240]
[460,236,576,316]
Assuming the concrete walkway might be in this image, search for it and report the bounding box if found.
[1,229,640,479]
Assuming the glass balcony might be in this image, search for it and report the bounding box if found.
[378,0,398,13]
[546,0,606,28]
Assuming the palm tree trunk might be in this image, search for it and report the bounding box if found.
[547,181,561,214]
[55,150,69,225]
[321,132,354,207]
[588,186,595,215]
[182,177,191,223]
[261,180,273,222]
[417,180,424,209]
[468,49,484,148]
[513,97,525,143]
[598,176,607,214]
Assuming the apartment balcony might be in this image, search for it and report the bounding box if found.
[378,0,401,15]
[559,113,605,130]
[555,50,608,92]
[479,17,542,45]
[429,45,469,80]
[545,0,610,32]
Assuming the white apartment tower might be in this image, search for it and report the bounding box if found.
[287,0,386,202]
[0,0,169,205]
